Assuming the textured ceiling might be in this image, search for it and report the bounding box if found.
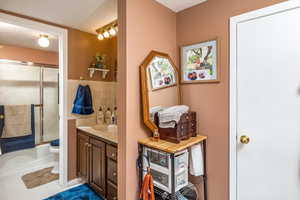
[0,22,58,52]
[0,0,117,34]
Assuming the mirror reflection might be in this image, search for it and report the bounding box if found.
[148,56,176,90]
[147,56,180,122]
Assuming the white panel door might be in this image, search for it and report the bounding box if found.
[237,7,300,200]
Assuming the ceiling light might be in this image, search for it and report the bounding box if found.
[109,27,117,36]
[103,31,110,38]
[38,35,50,48]
[98,33,104,40]
[27,62,34,65]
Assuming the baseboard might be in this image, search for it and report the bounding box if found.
[63,177,85,189]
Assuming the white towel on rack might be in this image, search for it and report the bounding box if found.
[189,144,204,176]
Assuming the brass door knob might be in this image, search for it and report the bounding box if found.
[240,135,250,144]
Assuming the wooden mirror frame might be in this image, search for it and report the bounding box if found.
[140,50,181,134]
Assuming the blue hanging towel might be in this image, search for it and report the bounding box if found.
[72,85,94,115]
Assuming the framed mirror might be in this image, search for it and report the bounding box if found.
[140,50,181,134]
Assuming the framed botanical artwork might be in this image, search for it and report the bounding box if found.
[181,38,219,83]
[148,56,177,90]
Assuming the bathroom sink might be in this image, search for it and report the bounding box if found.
[92,124,117,133]
[92,124,107,131]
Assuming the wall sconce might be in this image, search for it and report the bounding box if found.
[96,20,118,40]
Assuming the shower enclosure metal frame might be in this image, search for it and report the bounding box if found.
[39,66,59,144]
[0,59,59,144]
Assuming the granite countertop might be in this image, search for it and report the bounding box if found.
[77,125,118,144]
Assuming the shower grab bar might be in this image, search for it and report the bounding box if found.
[34,104,43,107]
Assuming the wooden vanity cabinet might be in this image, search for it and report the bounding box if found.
[89,138,106,196]
[77,130,118,199]
[77,133,89,180]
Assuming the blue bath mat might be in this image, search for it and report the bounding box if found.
[44,184,104,200]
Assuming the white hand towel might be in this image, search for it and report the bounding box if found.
[158,105,189,128]
[189,144,204,176]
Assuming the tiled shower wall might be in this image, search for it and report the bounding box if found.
[67,80,117,126]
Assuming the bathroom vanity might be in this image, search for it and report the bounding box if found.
[76,126,117,200]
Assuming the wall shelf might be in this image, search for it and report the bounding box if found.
[88,68,110,79]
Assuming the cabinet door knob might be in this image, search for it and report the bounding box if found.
[113,172,117,176]
[112,153,116,157]
[240,135,250,144]
[113,197,117,200]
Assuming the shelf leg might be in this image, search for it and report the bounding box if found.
[203,140,208,200]
[102,71,108,79]
[89,68,95,78]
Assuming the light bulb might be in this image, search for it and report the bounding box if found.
[103,31,110,38]
[38,35,50,47]
[109,27,116,36]
[98,33,104,40]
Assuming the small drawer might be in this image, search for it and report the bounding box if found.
[150,168,170,189]
[107,145,117,161]
[107,180,118,200]
[107,159,117,184]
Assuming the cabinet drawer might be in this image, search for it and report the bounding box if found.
[107,145,117,161]
[107,159,117,184]
[107,180,118,200]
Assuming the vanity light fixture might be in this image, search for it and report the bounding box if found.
[38,34,50,48]
[103,31,110,38]
[96,20,118,40]
[109,27,117,36]
[98,33,104,40]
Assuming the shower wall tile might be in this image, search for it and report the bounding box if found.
[67,80,116,126]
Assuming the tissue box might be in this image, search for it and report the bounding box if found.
[154,111,197,144]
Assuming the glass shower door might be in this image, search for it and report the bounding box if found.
[0,62,41,144]
[42,67,59,142]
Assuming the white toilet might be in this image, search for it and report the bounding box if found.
[49,139,59,174]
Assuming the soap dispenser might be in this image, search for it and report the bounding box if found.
[105,107,112,124]
[97,106,104,124]
[111,106,118,124]
[111,106,117,124]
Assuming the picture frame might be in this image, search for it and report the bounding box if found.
[180,38,220,83]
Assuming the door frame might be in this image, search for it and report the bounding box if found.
[229,1,300,199]
[0,12,69,186]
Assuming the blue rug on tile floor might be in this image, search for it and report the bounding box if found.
[44,184,104,200]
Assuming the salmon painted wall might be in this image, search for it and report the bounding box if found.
[176,0,285,199]
[118,0,177,199]
[68,28,117,81]
[0,44,58,65]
